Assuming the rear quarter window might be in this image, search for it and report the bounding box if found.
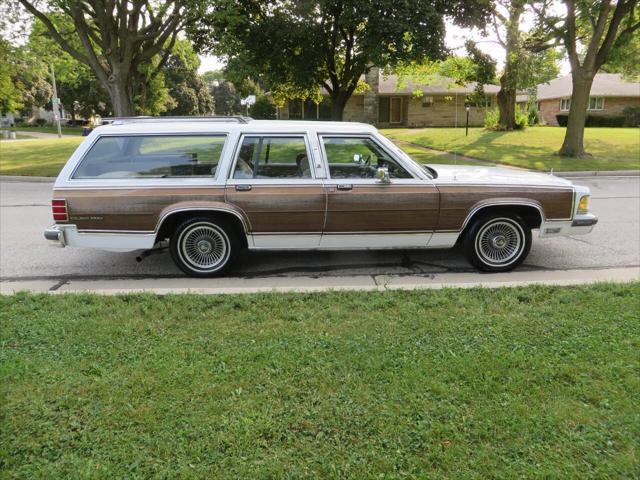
[72,135,226,179]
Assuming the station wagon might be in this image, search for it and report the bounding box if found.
[45,117,597,276]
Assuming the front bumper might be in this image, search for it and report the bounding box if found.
[571,214,598,227]
[44,225,66,247]
[539,213,598,238]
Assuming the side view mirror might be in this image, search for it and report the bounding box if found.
[353,153,362,164]
[376,166,391,184]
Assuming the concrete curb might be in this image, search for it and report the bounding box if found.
[0,175,54,183]
[555,170,640,177]
[2,266,638,295]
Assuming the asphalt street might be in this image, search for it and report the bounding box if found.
[1,176,639,292]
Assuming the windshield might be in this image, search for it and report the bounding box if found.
[383,140,438,179]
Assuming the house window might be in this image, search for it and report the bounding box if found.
[588,97,604,110]
[560,98,571,111]
[422,96,434,108]
[378,97,390,123]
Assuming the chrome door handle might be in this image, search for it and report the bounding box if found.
[235,184,252,191]
[336,184,353,191]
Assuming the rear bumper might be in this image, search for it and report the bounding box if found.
[43,224,155,252]
[44,225,66,247]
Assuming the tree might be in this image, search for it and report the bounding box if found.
[17,0,186,116]
[187,0,491,120]
[210,80,242,116]
[488,1,560,130]
[392,41,496,109]
[162,40,213,116]
[601,28,640,80]
[493,0,527,130]
[28,19,111,121]
[0,34,54,117]
[534,0,640,157]
[0,38,26,114]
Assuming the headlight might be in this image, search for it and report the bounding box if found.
[577,195,590,214]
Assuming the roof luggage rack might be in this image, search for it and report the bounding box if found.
[100,116,253,125]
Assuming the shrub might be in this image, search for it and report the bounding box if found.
[527,103,540,125]
[556,114,568,127]
[250,96,277,119]
[623,106,640,127]
[35,118,48,126]
[13,117,25,125]
[485,107,528,130]
[515,107,528,129]
[555,113,626,127]
[484,108,499,129]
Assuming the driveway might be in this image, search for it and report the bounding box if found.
[1,176,638,293]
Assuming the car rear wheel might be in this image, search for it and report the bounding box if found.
[463,213,531,272]
[170,217,239,277]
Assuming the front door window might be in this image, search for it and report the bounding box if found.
[322,136,413,180]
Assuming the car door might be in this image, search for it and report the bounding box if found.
[225,133,326,248]
[319,134,439,248]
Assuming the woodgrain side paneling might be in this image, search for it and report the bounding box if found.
[436,186,574,231]
[54,187,227,231]
[324,185,440,232]
[225,185,326,233]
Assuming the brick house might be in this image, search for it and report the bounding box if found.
[537,73,640,126]
[277,68,499,127]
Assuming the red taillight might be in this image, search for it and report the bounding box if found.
[52,199,68,222]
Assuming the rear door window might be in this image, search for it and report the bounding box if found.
[231,136,312,179]
[73,135,226,179]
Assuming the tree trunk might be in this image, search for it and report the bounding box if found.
[496,1,524,130]
[559,71,594,157]
[497,74,516,130]
[329,92,349,121]
[107,71,135,117]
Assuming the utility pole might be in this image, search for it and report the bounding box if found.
[50,64,62,138]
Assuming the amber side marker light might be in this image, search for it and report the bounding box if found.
[577,195,590,215]
[52,199,68,222]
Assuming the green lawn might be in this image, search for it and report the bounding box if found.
[11,125,84,135]
[1,126,639,177]
[2,284,638,478]
[0,137,82,176]
[382,127,640,171]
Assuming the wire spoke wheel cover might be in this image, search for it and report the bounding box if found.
[474,218,525,268]
[177,222,230,273]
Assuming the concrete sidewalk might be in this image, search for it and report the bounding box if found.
[2,266,638,295]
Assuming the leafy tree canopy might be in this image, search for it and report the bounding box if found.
[186,0,492,119]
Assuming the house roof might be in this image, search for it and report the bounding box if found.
[319,71,500,96]
[376,73,500,96]
[537,73,640,100]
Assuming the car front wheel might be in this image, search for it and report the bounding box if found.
[463,214,531,272]
[170,217,238,277]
